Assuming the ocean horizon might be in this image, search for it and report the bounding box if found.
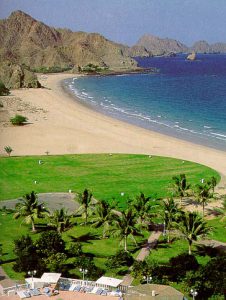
[64,54,226,151]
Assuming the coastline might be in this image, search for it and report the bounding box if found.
[0,72,226,184]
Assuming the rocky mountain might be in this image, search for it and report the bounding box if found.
[135,34,226,55]
[190,40,226,53]
[0,10,137,71]
[135,34,188,56]
[211,42,226,53]
[190,40,211,53]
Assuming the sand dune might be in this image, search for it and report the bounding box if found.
[0,73,225,188]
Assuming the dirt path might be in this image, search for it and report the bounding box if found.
[121,230,162,286]
[0,266,16,290]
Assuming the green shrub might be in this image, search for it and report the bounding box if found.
[10,114,28,125]
[4,146,13,156]
[106,250,134,268]
[168,253,199,282]
[81,63,108,73]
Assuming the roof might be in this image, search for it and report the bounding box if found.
[40,273,61,283]
[95,276,123,287]
[125,284,184,300]
[25,277,43,284]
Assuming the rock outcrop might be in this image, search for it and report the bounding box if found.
[0,62,41,88]
[135,34,188,56]
[0,10,137,71]
[187,52,196,61]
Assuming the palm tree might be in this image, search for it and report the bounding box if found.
[175,211,211,255]
[76,189,93,224]
[110,208,141,252]
[211,196,226,222]
[48,208,73,233]
[132,193,156,226]
[14,191,49,232]
[172,174,191,205]
[208,176,217,193]
[163,198,181,243]
[92,200,114,238]
[195,182,213,217]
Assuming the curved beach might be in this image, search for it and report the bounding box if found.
[0,73,226,182]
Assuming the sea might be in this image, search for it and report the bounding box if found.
[63,54,226,151]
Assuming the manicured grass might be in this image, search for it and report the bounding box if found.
[207,217,226,242]
[0,210,30,279]
[0,154,221,281]
[148,236,211,266]
[0,212,149,279]
[0,154,220,206]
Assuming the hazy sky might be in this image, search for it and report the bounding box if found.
[0,0,226,46]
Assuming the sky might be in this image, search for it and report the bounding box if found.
[0,0,226,46]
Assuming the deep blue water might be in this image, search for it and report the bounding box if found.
[64,54,226,151]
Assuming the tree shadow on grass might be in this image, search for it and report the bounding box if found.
[1,258,16,264]
[69,232,100,244]
[194,244,225,257]
[155,239,177,249]
[34,223,52,232]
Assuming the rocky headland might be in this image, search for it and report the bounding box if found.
[135,34,226,56]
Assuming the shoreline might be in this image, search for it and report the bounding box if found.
[62,75,226,153]
[0,73,226,186]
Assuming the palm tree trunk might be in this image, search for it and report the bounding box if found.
[85,208,87,225]
[188,240,192,255]
[167,230,170,243]
[124,235,127,252]
[31,218,36,232]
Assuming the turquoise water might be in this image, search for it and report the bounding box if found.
[64,54,226,151]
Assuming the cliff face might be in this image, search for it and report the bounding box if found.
[0,10,137,70]
[136,34,188,55]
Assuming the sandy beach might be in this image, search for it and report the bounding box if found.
[0,73,226,186]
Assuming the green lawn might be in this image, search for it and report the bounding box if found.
[0,211,149,280]
[207,217,226,242]
[148,236,211,266]
[0,154,221,281]
[0,154,220,207]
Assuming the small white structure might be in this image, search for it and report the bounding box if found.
[25,273,61,289]
[95,276,123,289]
[25,277,43,289]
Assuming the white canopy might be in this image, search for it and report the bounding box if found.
[96,276,123,287]
[40,273,61,283]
